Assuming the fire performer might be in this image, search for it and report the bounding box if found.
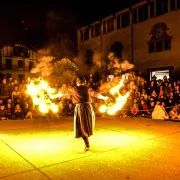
[72,76,96,151]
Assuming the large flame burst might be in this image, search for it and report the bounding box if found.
[26,78,63,114]
[99,76,130,115]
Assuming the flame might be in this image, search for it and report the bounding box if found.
[99,76,130,115]
[26,78,62,114]
[97,94,109,101]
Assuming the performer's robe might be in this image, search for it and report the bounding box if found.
[72,85,95,138]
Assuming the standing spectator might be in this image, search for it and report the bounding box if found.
[12,85,21,102]
[0,78,10,100]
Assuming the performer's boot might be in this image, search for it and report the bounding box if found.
[82,136,89,151]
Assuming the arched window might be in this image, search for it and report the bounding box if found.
[110,41,124,58]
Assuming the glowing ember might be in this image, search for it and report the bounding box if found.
[26,78,62,114]
[99,76,130,115]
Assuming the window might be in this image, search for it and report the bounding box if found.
[150,1,154,18]
[133,8,137,24]
[95,23,101,37]
[117,15,121,29]
[149,43,155,53]
[164,39,171,50]
[121,12,129,28]
[156,0,168,16]
[156,41,163,52]
[177,0,180,9]
[107,18,114,33]
[170,0,175,11]
[13,46,26,57]
[103,21,107,34]
[3,46,12,57]
[149,39,171,53]
[6,59,12,70]
[80,30,83,41]
[18,60,23,68]
[91,26,94,38]
[29,61,34,71]
[83,28,89,41]
[138,4,148,22]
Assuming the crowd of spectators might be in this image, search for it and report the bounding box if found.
[82,74,180,120]
[0,77,33,120]
[1,74,180,120]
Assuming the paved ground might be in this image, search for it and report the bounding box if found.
[0,116,180,180]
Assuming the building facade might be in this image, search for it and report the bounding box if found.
[77,0,180,80]
[0,42,38,81]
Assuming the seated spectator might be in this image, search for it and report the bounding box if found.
[169,105,180,119]
[130,103,139,117]
[6,103,14,120]
[14,104,24,120]
[23,101,33,119]
[140,100,151,117]
[0,104,7,120]
[152,101,169,120]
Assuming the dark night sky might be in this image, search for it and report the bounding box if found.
[0,0,141,48]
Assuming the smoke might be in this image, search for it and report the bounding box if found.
[31,55,54,77]
[30,48,78,86]
[107,52,134,72]
[97,51,136,94]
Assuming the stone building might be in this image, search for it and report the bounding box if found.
[0,42,38,81]
[77,0,180,80]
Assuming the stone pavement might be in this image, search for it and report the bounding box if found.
[0,117,180,180]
